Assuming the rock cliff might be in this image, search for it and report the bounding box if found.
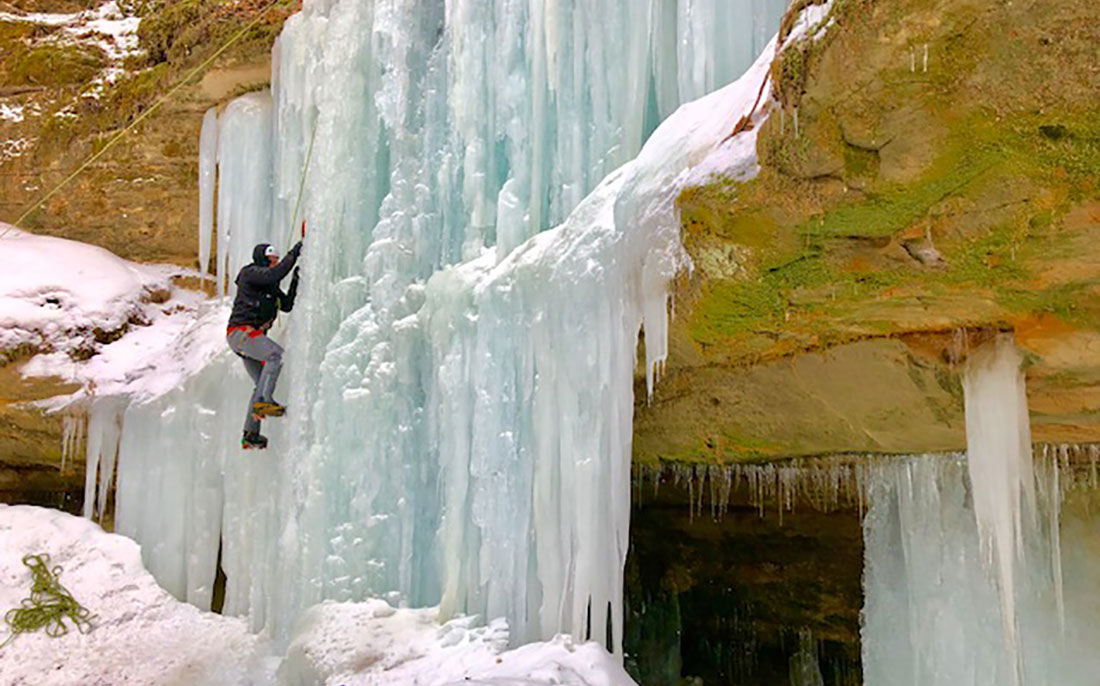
[636,0,1100,464]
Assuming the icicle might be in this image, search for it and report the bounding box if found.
[962,334,1035,686]
[82,397,126,522]
[215,93,274,299]
[789,628,824,686]
[1049,451,1065,636]
[198,107,218,278]
[60,411,84,474]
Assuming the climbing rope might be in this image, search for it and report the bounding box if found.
[286,119,319,252]
[0,0,291,240]
[1,553,96,648]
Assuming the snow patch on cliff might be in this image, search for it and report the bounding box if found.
[0,225,214,413]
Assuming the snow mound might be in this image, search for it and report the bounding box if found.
[0,225,180,360]
[0,504,266,686]
[0,506,635,686]
[280,600,637,686]
[0,224,220,411]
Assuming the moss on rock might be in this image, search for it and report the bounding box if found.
[643,0,1100,464]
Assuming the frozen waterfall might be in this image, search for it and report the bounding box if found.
[862,336,1100,686]
[109,0,790,655]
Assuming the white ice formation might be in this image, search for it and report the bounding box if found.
[103,0,789,657]
[862,336,1100,686]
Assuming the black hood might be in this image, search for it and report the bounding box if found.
[252,243,272,266]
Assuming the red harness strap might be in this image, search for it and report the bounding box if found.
[227,325,264,338]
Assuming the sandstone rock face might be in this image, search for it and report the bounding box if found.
[639,0,1100,464]
[0,0,289,265]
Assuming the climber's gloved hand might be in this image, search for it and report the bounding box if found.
[289,240,303,258]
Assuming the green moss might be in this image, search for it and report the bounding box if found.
[636,435,784,465]
[945,221,1030,287]
[88,63,172,131]
[842,143,879,178]
[8,43,106,87]
[998,282,1090,324]
[807,109,1100,242]
[0,20,36,43]
[137,0,207,64]
[819,141,997,239]
[136,0,294,67]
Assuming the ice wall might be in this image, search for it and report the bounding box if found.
[104,0,791,654]
[862,336,1100,686]
[862,456,1100,686]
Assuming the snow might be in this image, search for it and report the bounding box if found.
[0,1,143,97]
[0,9,81,26]
[0,1,140,61]
[0,105,24,123]
[0,139,32,164]
[0,505,636,686]
[280,602,636,686]
[0,504,266,686]
[21,300,227,407]
[784,1,834,44]
[0,225,188,364]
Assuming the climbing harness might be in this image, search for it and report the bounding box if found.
[1,553,95,648]
[0,0,292,240]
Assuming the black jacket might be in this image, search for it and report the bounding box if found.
[228,242,302,329]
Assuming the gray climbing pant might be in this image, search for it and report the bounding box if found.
[227,328,284,435]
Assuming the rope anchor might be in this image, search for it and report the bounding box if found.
[1,553,96,648]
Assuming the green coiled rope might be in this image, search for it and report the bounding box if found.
[1,553,95,648]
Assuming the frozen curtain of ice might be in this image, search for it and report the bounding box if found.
[862,336,1100,686]
[92,0,788,653]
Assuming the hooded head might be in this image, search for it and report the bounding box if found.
[253,243,280,267]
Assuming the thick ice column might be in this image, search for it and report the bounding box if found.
[215,92,275,297]
[112,305,254,611]
[424,43,778,650]
[198,107,218,277]
[962,334,1037,684]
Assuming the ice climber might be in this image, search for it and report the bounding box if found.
[226,240,303,450]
